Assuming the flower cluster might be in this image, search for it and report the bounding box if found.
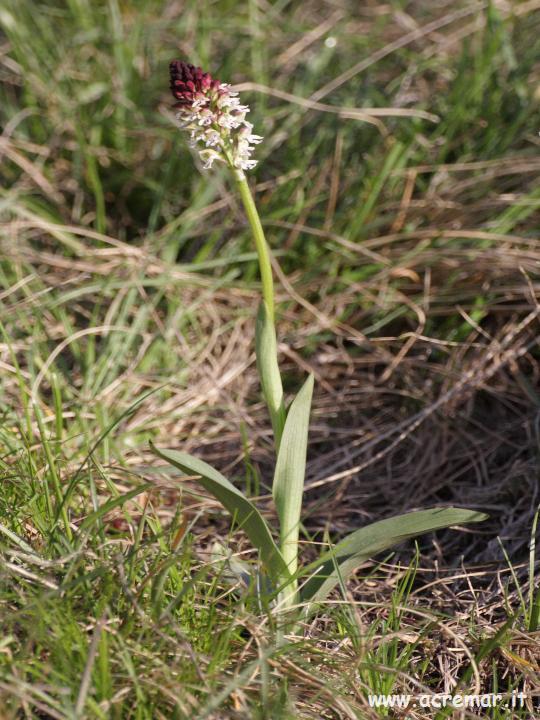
[169,61,262,172]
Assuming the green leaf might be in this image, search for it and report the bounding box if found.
[149,444,290,585]
[255,301,286,449]
[300,508,488,607]
[273,374,314,585]
[211,540,254,589]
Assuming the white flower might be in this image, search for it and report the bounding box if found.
[169,61,263,171]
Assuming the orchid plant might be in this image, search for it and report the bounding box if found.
[151,61,487,627]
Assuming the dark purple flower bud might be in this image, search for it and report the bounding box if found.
[169,60,223,106]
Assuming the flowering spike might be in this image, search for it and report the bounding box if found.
[169,60,262,172]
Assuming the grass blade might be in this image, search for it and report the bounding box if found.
[78,483,152,533]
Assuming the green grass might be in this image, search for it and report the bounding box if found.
[1,0,540,717]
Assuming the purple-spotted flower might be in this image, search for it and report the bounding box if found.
[169,61,263,172]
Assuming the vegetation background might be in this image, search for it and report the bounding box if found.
[1,0,539,717]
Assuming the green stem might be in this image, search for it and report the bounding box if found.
[231,167,286,449]
[233,170,275,324]
[231,168,296,622]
